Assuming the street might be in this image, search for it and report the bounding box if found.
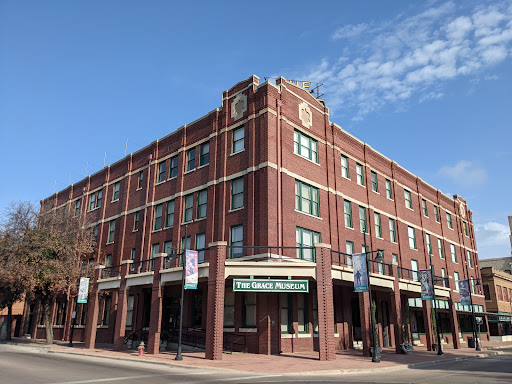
[1,345,511,384]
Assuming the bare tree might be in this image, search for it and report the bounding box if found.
[0,202,37,340]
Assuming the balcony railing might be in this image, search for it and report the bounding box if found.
[226,246,315,262]
[101,265,120,279]
[129,259,154,275]
[398,266,419,282]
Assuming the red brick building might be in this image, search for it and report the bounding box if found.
[19,75,487,359]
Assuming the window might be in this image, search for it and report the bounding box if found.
[224,287,235,328]
[411,259,419,281]
[294,130,318,163]
[408,226,416,249]
[346,241,354,267]
[463,222,468,236]
[446,212,453,229]
[434,205,439,222]
[371,171,378,192]
[389,218,396,242]
[426,233,432,254]
[242,293,256,328]
[154,204,163,230]
[96,190,103,208]
[158,161,166,183]
[296,227,320,262]
[165,200,175,228]
[454,272,460,291]
[359,206,367,233]
[102,297,111,326]
[231,177,244,210]
[200,141,209,166]
[467,250,473,268]
[232,126,245,153]
[392,254,398,264]
[404,189,412,209]
[112,182,120,201]
[422,199,428,217]
[441,268,447,287]
[181,236,191,251]
[186,148,195,171]
[131,248,136,260]
[471,277,476,294]
[196,233,206,263]
[170,156,178,178]
[385,179,393,199]
[341,155,349,178]
[230,225,243,258]
[89,190,102,210]
[93,225,98,243]
[183,194,193,222]
[108,220,115,243]
[138,171,143,189]
[356,163,364,186]
[197,190,207,219]
[295,180,319,217]
[164,241,173,255]
[89,192,96,210]
[450,244,457,263]
[297,293,308,333]
[344,200,352,228]
[280,293,292,334]
[105,254,112,267]
[134,211,139,231]
[74,199,81,217]
[126,295,134,328]
[438,238,444,259]
[374,212,382,238]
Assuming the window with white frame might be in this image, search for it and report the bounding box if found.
[411,259,419,281]
[356,163,364,186]
[346,241,354,267]
[422,199,428,217]
[467,250,473,268]
[294,129,318,163]
[170,156,178,178]
[454,272,460,291]
[200,141,210,166]
[233,126,245,153]
[158,161,166,183]
[441,268,447,287]
[434,205,439,222]
[107,220,115,243]
[408,226,416,249]
[426,233,432,254]
[450,243,457,263]
[186,148,195,171]
[374,212,382,238]
[341,155,349,178]
[463,221,468,236]
[389,218,396,242]
[438,238,444,259]
[359,206,367,233]
[295,180,319,217]
[344,200,352,228]
[404,189,412,209]
[197,190,207,219]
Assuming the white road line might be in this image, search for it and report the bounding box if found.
[47,373,173,384]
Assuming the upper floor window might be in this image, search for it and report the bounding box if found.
[294,130,318,163]
[434,205,440,222]
[385,179,393,199]
[196,233,206,263]
[158,161,166,183]
[404,189,412,209]
[233,126,245,153]
[230,225,243,258]
[112,182,120,201]
[422,199,428,217]
[438,238,444,259]
[341,155,349,178]
[454,272,460,291]
[344,200,352,228]
[296,226,320,262]
[450,243,457,263]
[186,148,195,171]
[356,163,364,186]
[467,250,473,268]
[231,177,244,210]
[295,180,319,217]
[197,190,207,219]
[411,259,419,281]
[89,190,102,210]
[74,199,81,217]
[170,156,178,178]
[374,212,382,237]
[134,211,139,231]
[138,170,143,189]
[408,226,416,249]
[389,218,396,242]
[200,141,210,166]
[463,222,468,236]
[107,220,115,244]
[165,200,175,228]
[371,171,378,192]
[426,233,432,254]
[359,206,367,233]
[446,212,453,229]
[183,194,193,222]
[154,204,163,230]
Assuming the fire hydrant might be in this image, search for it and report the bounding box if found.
[138,341,145,357]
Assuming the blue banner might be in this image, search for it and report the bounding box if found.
[353,253,368,292]
[420,270,434,300]
[184,250,198,290]
[459,280,471,305]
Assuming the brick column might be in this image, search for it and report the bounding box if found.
[422,299,434,351]
[257,294,271,355]
[147,254,165,354]
[113,260,133,351]
[205,242,227,360]
[448,295,461,349]
[390,263,403,353]
[62,296,74,341]
[359,290,371,357]
[85,266,104,349]
[314,243,336,361]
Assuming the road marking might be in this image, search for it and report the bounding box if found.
[210,374,282,381]
[47,374,173,384]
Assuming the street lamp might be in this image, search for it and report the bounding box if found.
[428,252,444,355]
[464,260,481,351]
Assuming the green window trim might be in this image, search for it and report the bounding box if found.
[281,293,293,334]
[296,227,320,262]
[356,163,364,186]
[183,194,193,222]
[112,182,120,201]
[108,220,115,243]
[404,189,412,209]
[197,190,207,219]
[170,156,178,178]
[359,206,367,233]
[371,171,378,192]
[422,199,428,217]
[344,200,353,228]
[165,200,175,228]
[385,179,393,199]
[153,204,163,230]
[294,129,318,163]
[374,212,382,238]
[230,225,243,258]
[158,161,166,183]
[138,170,144,189]
[186,148,196,171]
[341,155,349,178]
[233,126,245,153]
[231,177,244,209]
[200,141,210,166]
[295,180,320,217]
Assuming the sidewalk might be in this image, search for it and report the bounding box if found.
[4,338,512,375]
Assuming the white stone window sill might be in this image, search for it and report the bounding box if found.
[111,199,119,203]
[376,236,384,240]
[229,206,244,213]
[295,210,322,220]
[372,190,380,195]
[356,182,365,188]
[184,168,195,175]
[195,217,207,222]
[132,229,138,233]
[239,328,257,333]
[341,175,351,181]
[167,176,177,181]
[345,226,354,230]
[156,180,166,186]
[136,187,142,191]
[409,247,418,251]
[386,196,394,201]
[197,163,209,170]
[223,328,235,332]
[88,207,101,212]
[182,220,194,225]
[406,206,414,211]
[106,241,114,245]
[230,148,245,157]
[152,229,162,234]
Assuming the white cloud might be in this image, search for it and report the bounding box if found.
[475,222,510,246]
[299,2,512,120]
[438,160,488,188]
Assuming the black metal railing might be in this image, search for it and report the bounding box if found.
[368,259,393,277]
[397,266,419,282]
[433,275,449,288]
[101,265,120,279]
[225,245,315,262]
[331,249,352,267]
[129,259,154,275]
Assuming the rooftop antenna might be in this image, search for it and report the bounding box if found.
[85,162,89,176]
[68,172,72,186]
[125,139,128,156]
[103,152,107,167]
[53,180,56,193]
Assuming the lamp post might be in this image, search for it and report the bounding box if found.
[428,252,444,355]
[464,260,481,351]
[175,225,188,361]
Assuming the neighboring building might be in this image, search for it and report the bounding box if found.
[0,300,25,339]
[18,76,486,359]
[480,257,512,274]
[481,267,512,339]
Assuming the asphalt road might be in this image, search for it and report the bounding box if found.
[1,344,511,384]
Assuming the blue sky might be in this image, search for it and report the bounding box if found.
[1,0,510,259]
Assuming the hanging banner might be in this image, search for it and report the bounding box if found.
[77,277,90,304]
[459,280,471,305]
[184,250,198,290]
[420,270,434,300]
[353,253,368,292]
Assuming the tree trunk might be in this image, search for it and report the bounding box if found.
[6,305,12,340]
[43,300,54,344]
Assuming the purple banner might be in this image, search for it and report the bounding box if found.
[459,280,471,305]
[420,270,434,300]
[184,250,198,290]
[353,253,368,293]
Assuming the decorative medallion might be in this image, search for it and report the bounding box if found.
[459,201,466,218]
[231,93,247,120]
[299,101,312,129]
